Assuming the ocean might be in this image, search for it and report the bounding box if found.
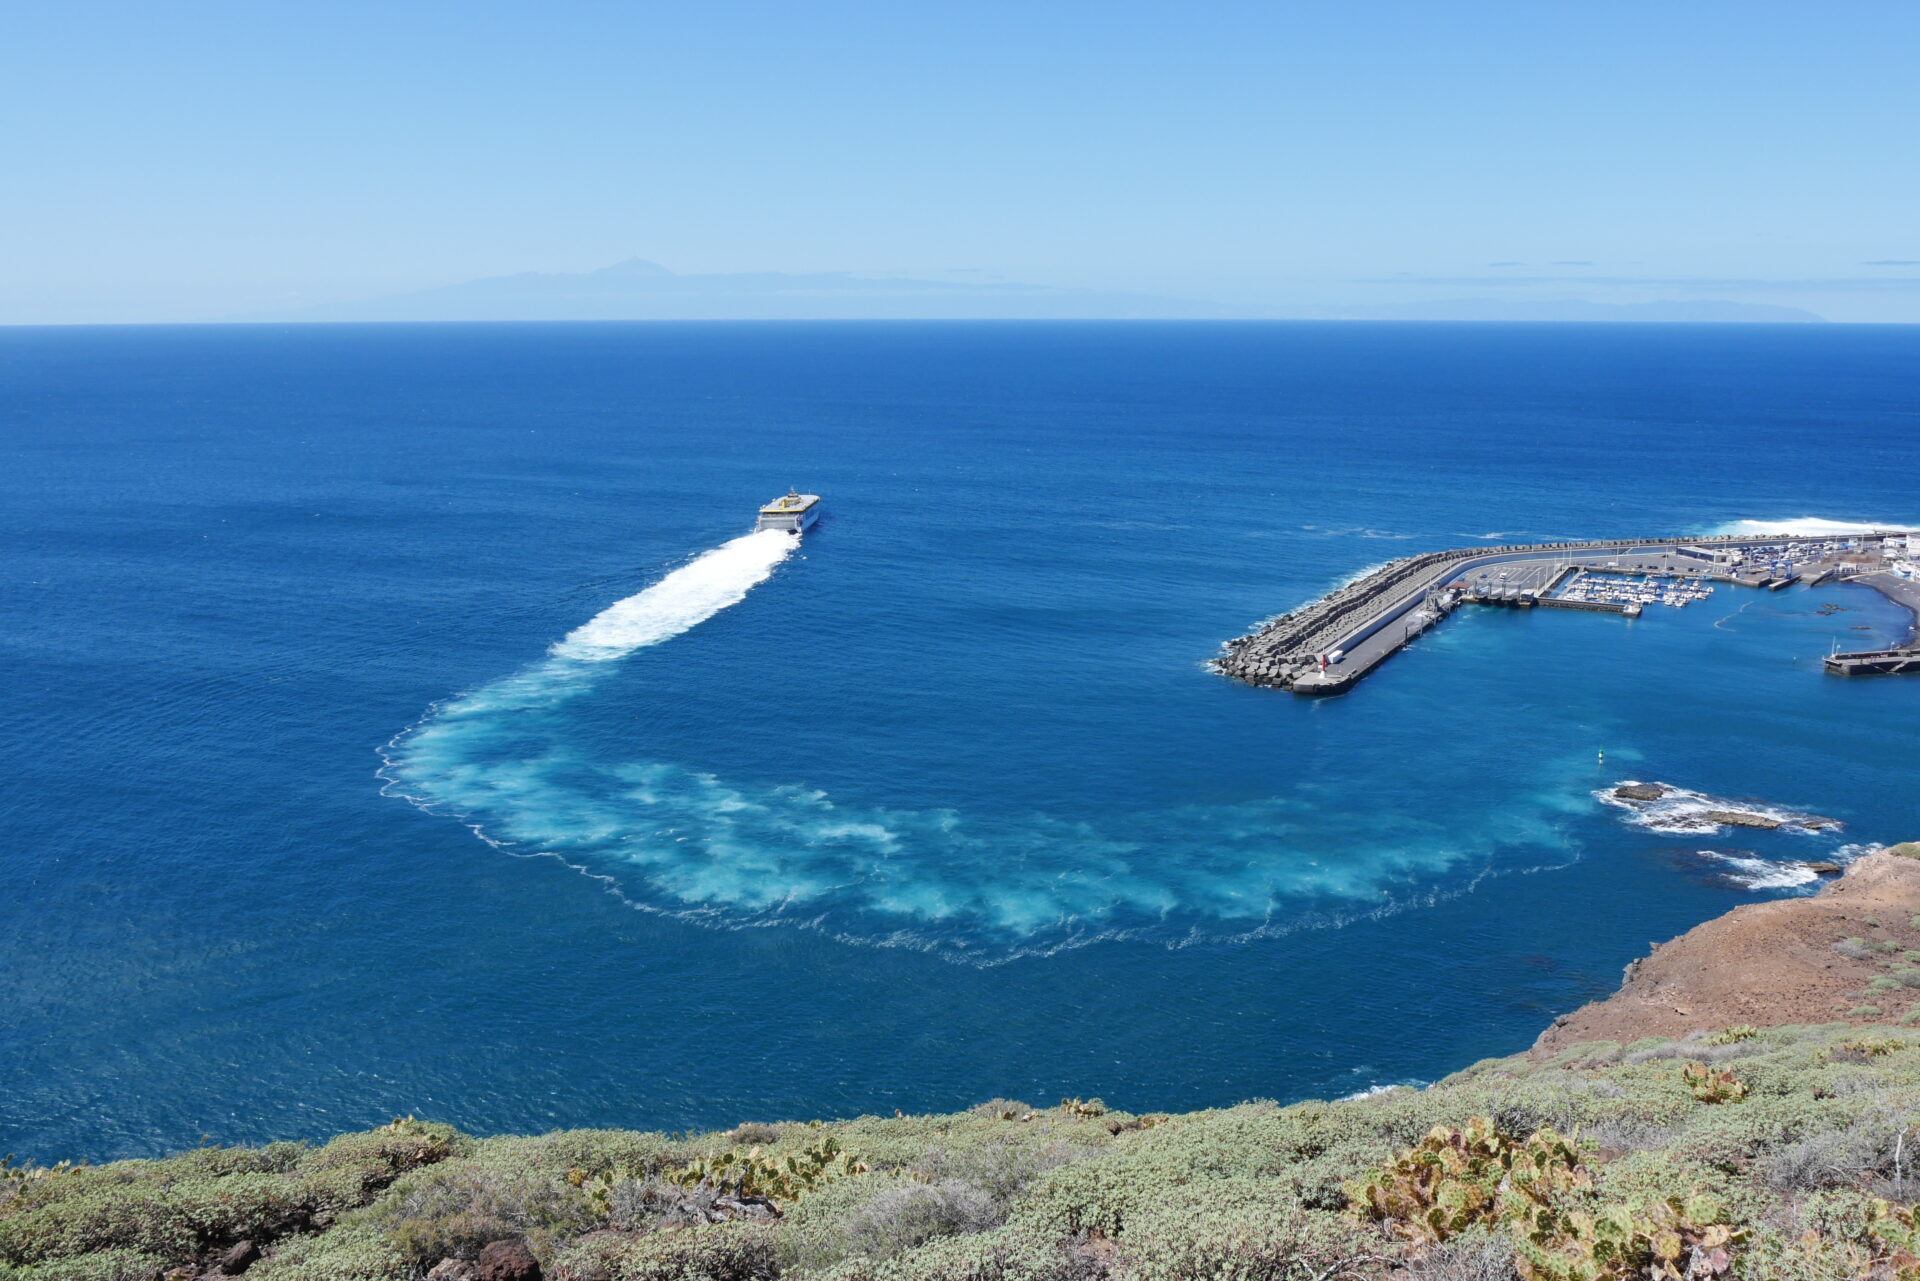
[3,320,1917,1161]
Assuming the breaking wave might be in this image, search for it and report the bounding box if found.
[382,531,1586,960]
[1692,851,1821,891]
[1688,843,1876,893]
[1708,517,1917,539]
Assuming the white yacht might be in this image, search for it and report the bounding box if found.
[754,489,822,535]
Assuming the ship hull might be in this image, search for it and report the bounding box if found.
[754,505,820,535]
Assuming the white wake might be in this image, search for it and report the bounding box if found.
[553,530,798,661]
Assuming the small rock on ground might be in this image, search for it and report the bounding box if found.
[217,1241,259,1275]
[477,1239,542,1281]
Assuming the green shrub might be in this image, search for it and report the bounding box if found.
[1734,1229,1878,1281]
[465,1130,682,1184]
[371,1165,597,1267]
[1013,1153,1186,1238]
[817,1224,1094,1281]
[1850,1006,1884,1018]
[1,1248,168,1281]
[250,1222,409,1281]
[908,1134,1103,1212]
[550,1223,779,1281]
[1667,1093,1831,1172]
[1870,977,1902,991]
[782,1175,999,1270]
[0,1122,458,1274]
[1115,1178,1375,1281]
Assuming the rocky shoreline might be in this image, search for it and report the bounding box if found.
[1536,841,1920,1055]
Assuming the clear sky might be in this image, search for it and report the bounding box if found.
[5,0,1918,322]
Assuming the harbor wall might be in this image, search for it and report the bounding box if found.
[1216,530,1917,695]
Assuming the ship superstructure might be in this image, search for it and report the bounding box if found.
[754,490,821,535]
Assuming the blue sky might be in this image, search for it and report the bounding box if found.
[4,0,1918,322]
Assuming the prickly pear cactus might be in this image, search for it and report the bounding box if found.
[1680,1062,1749,1104]
[1344,1117,1566,1244]
[1512,1193,1741,1281]
[670,1135,870,1204]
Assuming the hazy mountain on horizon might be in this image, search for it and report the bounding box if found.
[243,258,1827,324]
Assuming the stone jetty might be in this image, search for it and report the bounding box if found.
[1215,530,1919,696]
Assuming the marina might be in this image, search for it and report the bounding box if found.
[1215,530,1920,696]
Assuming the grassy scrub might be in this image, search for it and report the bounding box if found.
[15,1027,1920,1279]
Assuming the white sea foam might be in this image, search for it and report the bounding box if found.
[1331,559,1400,591]
[1708,517,1917,539]
[383,711,1594,960]
[1342,1082,1423,1101]
[382,527,1588,960]
[553,530,797,661]
[1594,780,1838,836]
[1694,851,1820,891]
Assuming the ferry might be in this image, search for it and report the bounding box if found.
[754,489,822,535]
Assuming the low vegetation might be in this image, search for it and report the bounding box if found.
[20,1026,1920,1279]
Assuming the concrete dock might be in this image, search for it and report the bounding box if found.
[1214,531,1919,696]
[1823,571,1920,675]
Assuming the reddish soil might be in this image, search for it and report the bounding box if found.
[1534,846,1920,1055]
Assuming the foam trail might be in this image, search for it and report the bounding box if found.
[385,527,1589,959]
[554,530,797,661]
[1709,517,1916,538]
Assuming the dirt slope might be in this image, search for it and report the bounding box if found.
[1534,845,1920,1055]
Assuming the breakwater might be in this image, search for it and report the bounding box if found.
[1215,531,1918,695]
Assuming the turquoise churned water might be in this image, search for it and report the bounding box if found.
[3,321,1916,1160]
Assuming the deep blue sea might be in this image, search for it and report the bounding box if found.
[4,321,1917,1162]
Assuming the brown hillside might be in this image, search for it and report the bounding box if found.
[1535,844,1920,1055]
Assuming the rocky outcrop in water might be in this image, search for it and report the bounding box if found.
[1699,809,1783,830]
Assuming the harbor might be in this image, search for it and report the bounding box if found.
[1215,530,1920,696]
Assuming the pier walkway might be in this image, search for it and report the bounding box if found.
[1214,531,1918,696]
